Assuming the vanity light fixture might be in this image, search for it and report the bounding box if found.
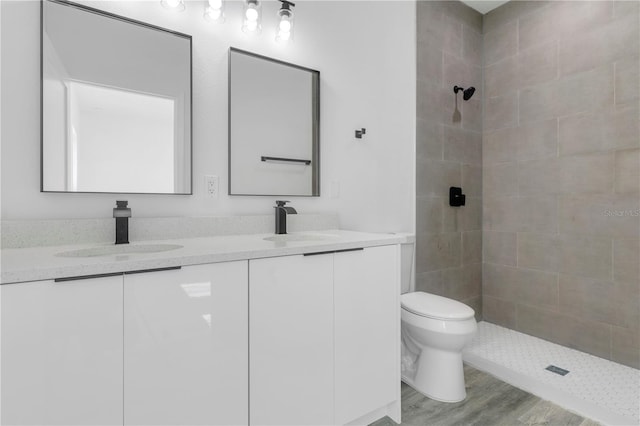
[204,0,225,22]
[159,0,301,41]
[242,0,262,34]
[160,0,185,12]
[276,0,295,43]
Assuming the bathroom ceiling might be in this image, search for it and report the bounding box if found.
[460,0,510,14]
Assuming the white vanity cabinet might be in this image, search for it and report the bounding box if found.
[249,253,335,425]
[123,262,248,426]
[249,245,399,426]
[1,275,124,426]
[0,233,402,426]
[1,261,248,426]
[334,245,399,424]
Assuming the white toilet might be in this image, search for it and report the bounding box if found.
[399,240,477,403]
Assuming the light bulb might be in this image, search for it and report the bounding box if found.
[246,20,258,31]
[160,0,185,11]
[204,0,224,23]
[242,0,261,34]
[245,7,258,21]
[275,3,294,43]
[204,6,222,21]
[279,18,291,32]
[278,30,291,41]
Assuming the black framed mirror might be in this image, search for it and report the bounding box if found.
[228,48,320,197]
[41,0,192,194]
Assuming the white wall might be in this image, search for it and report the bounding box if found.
[0,0,416,233]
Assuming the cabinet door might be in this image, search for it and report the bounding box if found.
[249,254,334,425]
[334,245,399,424]
[124,262,248,426]
[1,276,124,426]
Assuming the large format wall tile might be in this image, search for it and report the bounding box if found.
[483,196,520,232]
[612,325,640,369]
[517,196,557,234]
[482,0,639,368]
[559,13,639,77]
[417,1,483,317]
[483,127,517,164]
[444,126,482,165]
[483,295,516,328]
[462,25,483,67]
[416,232,461,272]
[516,119,558,161]
[485,94,518,131]
[484,20,517,66]
[613,238,640,285]
[517,158,560,196]
[517,232,560,272]
[416,159,461,197]
[462,230,483,264]
[559,107,640,155]
[560,152,614,194]
[558,194,640,238]
[517,40,558,89]
[559,274,639,329]
[484,163,518,197]
[416,196,444,235]
[416,119,444,161]
[615,149,640,194]
[485,56,518,97]
[558,233,612,281]
[484,231,517,266]
[462,164,482,196]
[615,57,640,107]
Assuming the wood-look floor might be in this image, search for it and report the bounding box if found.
[371,365,599,426]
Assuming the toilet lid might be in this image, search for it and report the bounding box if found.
[401,292,475,321]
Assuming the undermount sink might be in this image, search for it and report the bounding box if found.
[263,233,340,242]
[56,243,183,258]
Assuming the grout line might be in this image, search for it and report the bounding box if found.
[613,61,617,106]
[611,238,615,283]
[516,17,520,54]
[556,117,560,159]
[609,323,614,362]
[556,39,560,80]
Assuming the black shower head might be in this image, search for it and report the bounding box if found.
[463,86,475,100]
[453,85,476,101]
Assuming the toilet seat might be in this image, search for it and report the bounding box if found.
[401,292,475,321]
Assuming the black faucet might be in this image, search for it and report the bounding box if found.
[274,200,297,234]
[113,200,131,245]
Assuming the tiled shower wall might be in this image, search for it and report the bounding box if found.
[416,1,484,318]
[482,1,640,368]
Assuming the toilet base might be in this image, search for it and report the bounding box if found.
[402,347,467,403]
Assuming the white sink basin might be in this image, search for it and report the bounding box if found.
[263,233,340,243]
[56,243,183,258]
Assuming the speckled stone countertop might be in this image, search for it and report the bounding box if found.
[1,230,414,284]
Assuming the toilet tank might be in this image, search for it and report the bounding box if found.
[399,239,415,294]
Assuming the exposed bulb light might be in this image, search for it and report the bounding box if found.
[204,0,225,22]
[159,0,300,42]
[276,0,295,43]
[242,0,262,34]
[160,0,185,12]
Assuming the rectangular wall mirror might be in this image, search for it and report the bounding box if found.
[229,48,320,196]
[41,0,192,194]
